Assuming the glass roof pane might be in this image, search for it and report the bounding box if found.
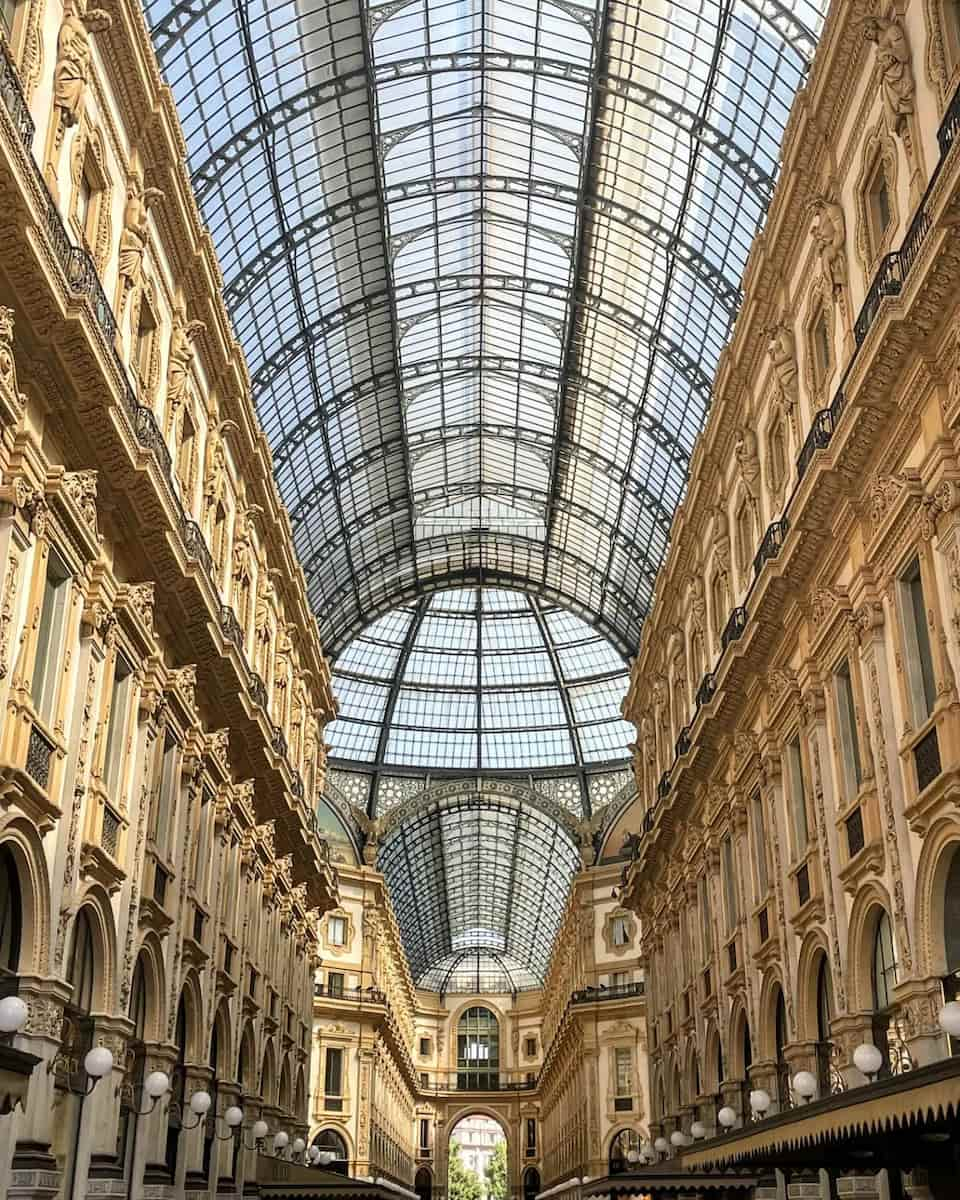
[326,587,631,773]
[146,0,828,661]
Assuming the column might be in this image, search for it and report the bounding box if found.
[81,1021,129,1200]
[212,1080,243,1199]
[129,1041,177,1198]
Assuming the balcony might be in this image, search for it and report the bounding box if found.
[571,981,645,1004]
[313,982,386,1004]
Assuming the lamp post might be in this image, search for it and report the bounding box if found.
[0,996,38,1118]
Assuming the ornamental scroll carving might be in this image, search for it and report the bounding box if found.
[0,550,20,681]
[61,470,98,534]
[0,306,22,400]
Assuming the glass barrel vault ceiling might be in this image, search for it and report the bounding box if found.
[145,0,828,660]
[327,587,635,771]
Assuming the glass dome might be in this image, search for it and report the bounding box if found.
[327,587,635,772]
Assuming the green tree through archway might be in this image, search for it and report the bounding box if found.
[448,1141,482,1200]
[484,1140,507,1200]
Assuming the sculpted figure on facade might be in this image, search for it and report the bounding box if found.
[53,1,112,132]
[810,197,847,297]
[735,425,761,508]
[118,176,163,308]
[767,321,799,419]
[165,305,205,421]
[203,412,237,514]
[863,15,915,138]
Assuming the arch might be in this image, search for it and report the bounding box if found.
[795,928,832,1041]
[728,1000,752,1079]
[0,843,23,976]
[683,1037,702,1104]
[176,971,204,1061]
[847,882,896,1013]
[311,1127,350,1175]
[278,1054,293,1114]
[758,969,788,1060]
[0,817,51,976]
[211,996,233,1079]
[704,1021,723,1092]
[131,935,166,1043]
[66,893,117,1014]
[260,1038,278,1104]
[522,1168,540,1200]
[238,1020,257,1092]
[416,1166,434,1200]
[608,1127,640,1174]
[913,817,960,978]
[295,1066,307,1120]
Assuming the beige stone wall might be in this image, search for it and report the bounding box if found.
[619,0,960,1151]
[0,0,342,1197]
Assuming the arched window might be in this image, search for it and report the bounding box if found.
[523,1168,540,1200]
[67,909,95,1014]
[0,845,22,977]
[608,1128,639,1175]
[312,1128,349,1175]
[456,1007,500,1090]
[816,955,833,1042]
[774,988,789,1106]
[872,910,898,1012]
[944,850,960,989]
[416,1167,433,1200]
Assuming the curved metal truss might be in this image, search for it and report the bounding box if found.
[146,0,827,657]
[376,791,582,986]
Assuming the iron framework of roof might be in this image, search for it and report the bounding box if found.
[146,0,827,661]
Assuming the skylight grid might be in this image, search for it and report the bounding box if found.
[148,0,827,660]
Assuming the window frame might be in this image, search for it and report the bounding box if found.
[833,659,863,803]
[786,735,809,859]
[32,546,72,725]
[898,556,937,728]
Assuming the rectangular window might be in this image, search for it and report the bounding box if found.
[419,1118,430,1153]
[324,1048,343,1108]
[419,1072,429,1087]
[834,660,863,800]
[752,793,769,898]
[103,653,133,798]
[328,915,347,946]
[787,736,808,856]
[419,1037,431,1057]
[722,836,739,933]
[191,790,212,894]
[32,548,71,723]
[900,558,937,725]
[699,875,713,958]
[76,160,98,247]
[526,1118,536,1154]
[813,310,831,386]
[614,1047,632,1096]
[524,1036,537,1055]
[610,972,629,990]
[611,915,629,946]
[151,732,178,854]
[327,972,344,998]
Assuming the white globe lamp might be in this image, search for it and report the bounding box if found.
[853,1043,883,1080]
[293,1137,306,1155]
[938,1001,960,1038]
[144,1071,170,1100]
[0,995,29,1034]
[318,1150,336,1166]
[188,1089,211,1115]
[224,1106,244,1128]
[749,1089,771,1115]
[84,1046,114,1079]
[252,1119,268,1140]
[690,1121,706,1140]
[626,1148,639,1164]
[717,1106,737,1129]
[275,1131,289,1150]
[670,1131,686,1148]
[792,1071,817,1102]
[308,1146,320,1163]
[653,1136,668,1155]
